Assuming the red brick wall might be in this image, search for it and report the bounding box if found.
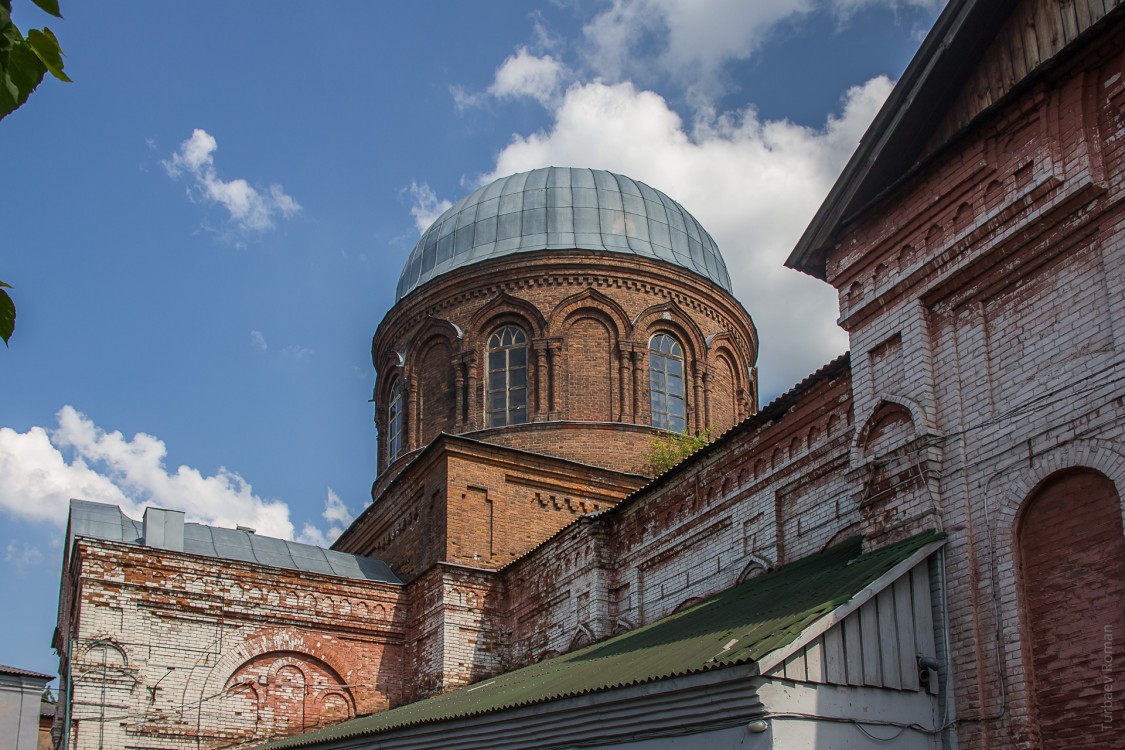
[60,539,405,749]
[418,337,455,446]
[337,436,646,581]
[1018,470,1125,749]
[565,316,613,421]
[372,252,757,475]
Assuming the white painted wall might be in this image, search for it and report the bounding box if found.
[0,672,50,750]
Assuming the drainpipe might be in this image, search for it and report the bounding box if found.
[62,634,73,750]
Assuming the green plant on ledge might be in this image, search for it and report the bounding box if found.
[644,428,713,476]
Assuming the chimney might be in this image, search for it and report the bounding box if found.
[143,507,185,551]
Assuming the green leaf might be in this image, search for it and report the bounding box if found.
[0,286,15,346]
[29,0,62,18]
[0,38,47,120]
[26,26,68,81]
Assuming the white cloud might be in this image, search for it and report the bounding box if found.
[296,488,354,547]
[579,0,939,103]
[5,541,44,572]
[163,129,302,233]
[250,330,268,353]
[480,75,892,398]
[582,0,814,100]
[488,47,566,105]
[407,181,453,234]
[281,344,313,361]
[0,407,350,546]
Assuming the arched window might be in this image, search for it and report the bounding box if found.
[387,380,404,460]
[487,326,528,427]
[649,333,686,432]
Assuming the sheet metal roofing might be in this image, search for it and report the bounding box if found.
[396,167,733,300]
[258,530,944,749]
[67,499,401,584]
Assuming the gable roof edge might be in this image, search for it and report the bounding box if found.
[755,536,946,674]
[786,0,992,279]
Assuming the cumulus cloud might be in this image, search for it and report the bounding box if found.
[163,129,302,233]
[580,0,939,103]
[473,74,892,398]
[582,0,813,100]
[250,330,268,353]
[5,541,44,573]
[296,488,354,547]
[0,407,347,546]
[488,47,567,105]
[407,181,453,233]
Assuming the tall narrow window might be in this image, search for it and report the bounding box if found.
[487,326,528,427]
[649,333,686,432]
[387,380,404,460]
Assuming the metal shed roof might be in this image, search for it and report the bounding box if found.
[67,499,401,584]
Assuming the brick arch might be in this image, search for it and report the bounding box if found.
[1015,469,1125,748]
[546,287,630,340]
[374,349,407,469]
[736,553,774,583]
[631,301,706,360]
[981,440,1125,746]
[560,309,617,422]
[221,650,357,740]
[633,302,708,431]
[851,394,934,463]
[706,338,750,429]
[405,325,459,447]
[568,624,595,651]
[464,291,546,347]
[187,626,362,731]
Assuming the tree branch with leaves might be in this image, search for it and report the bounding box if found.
[1,0,69,120]
[2,0,69,346]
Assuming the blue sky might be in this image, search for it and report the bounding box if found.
[0,0,943,679]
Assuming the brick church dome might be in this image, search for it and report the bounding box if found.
[374,168,757,480]
[396,167,733,301]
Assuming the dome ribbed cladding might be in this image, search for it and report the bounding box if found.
[396,167,733,300]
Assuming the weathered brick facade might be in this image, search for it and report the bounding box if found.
[56,538,405,748]
[54,2,1125,748]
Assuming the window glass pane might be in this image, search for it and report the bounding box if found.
[649,334,686,432]
[487,326,530,427]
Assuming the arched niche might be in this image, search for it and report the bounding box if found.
[1016,469,1125,748]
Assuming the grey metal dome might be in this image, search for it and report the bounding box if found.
[396,167,733,300]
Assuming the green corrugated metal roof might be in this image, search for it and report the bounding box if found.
[258,530,944,749]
